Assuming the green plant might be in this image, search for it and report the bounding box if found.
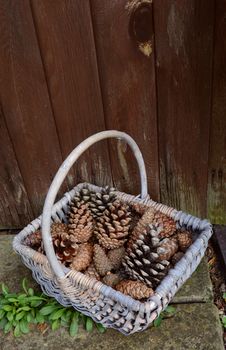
[221,315,226,329]
[153,305,176,327]
[0,279,106,337]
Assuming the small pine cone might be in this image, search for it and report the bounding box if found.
[84,263,101,281]
[177,231,193,252]
[115,280,154,300]
[23,230,42,251]
[70,243,93,271]
[107,247,125,270]
[127,207,155,250]
[129,202,148,232]
[153,211,177,238]
[171,251,184,265]
[158,238,178,261]
[102,273,123,287]
[93,244,113,276]
[68,202,93,243]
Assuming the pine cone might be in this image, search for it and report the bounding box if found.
[115,280,154,300]
[102,273,122,287]
[51,223,78,264]
[93,244,113,276]
[171,251,184,265]
[70,243,93,271]
[129,202,147,232]
[95,200,131,249]
[177,230,193,252]
[84,263,101,281]
[123,224,173,287]
[23,230,42,251]
[68,202,93,243]
[107,246,125,270]
[153,211,177,238]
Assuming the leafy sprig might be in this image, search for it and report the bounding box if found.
[153,305,177,327]
[0,279,106,337]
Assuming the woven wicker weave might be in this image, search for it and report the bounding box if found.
[13,131,212,335]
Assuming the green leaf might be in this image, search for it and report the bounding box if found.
[19,319,29,334]
[223,293,226,301]
[86,318,93,332]
[49,308,65,320]
[3,305,13,312]
[40,305,59,316]
[0,318,7,330]
[26,313,33,323]
[0,309,5,319]
[165,305,176,314]
[6,311,14,322]
[69,317,79,337]
[14,323,21,337]
[17,306,31,312]
[51,319,60,331]
[4,321,12,333]
[30,300,43,308]
[1,283,9,295]
[153,316,163,327]
[22,278,28,294]
[15,311,25,321]
[96,322,106,333]
[35,312,45,324]
[7,298,18,303]
[28,288,34,296]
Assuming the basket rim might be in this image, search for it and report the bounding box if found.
[13,182,212,314]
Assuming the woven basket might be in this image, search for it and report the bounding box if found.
[13,130,212,335]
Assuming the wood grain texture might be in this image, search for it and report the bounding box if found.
[0,0,63,217]
[31,0,112,188]
[154,0,214,216]
[90,0,159,199]
[207,0,226,224]
[0,107,33,227]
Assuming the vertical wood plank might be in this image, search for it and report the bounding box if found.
[0,0,63,217]
[0,107,33,227]
[207,0,226,224]
[90,0,159,199]
[154,0,214,216]
[31,0,112,188]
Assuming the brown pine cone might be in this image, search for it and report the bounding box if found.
[107,246,125,270]
[24,230,42,251]
[129,202,148,231]
[177,231,193,252]
[102,273,122,287]
[70,243,93,271]
[153,211,177,238]
[115,280,154,300]
[84,263,101,281]
[157,238,178,261]
[171,251,184,265]
[68,202,93,243]
[93,244,113,276]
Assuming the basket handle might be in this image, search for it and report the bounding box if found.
[42,130,148,278]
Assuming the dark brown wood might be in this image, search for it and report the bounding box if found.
[213,225,226,278]
[31,0,112,188]
[154,0,214,217]
[0,107,33,227]
[207,0,226,224]
[0,0,63,217]
[90,0,160,200]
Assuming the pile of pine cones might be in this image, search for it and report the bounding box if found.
[24,185,193,301]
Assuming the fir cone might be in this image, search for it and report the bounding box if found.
[50,223,79,264]
[102,273,123,287]
[123,224,173,288]
[107,246,125,270]
[84,263,101,281]
[23,230,42,251]
[93,244,113,276]
[171,251,184,265]
[129,202,148,232]
[177,230,193,252]
[95,200,131,249]
[115,280,154,300]
[70,243,93,271]
[127,207,155,251]
[68,202,93,243]
[153,211,177,238]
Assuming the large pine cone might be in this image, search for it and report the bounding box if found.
[94,200,131,249]
[70,243,93,271]
[68,202,93,243]
[107,246,125,270]
[93,244,113,276]
[115,280,154,300]
[153,211,177,238]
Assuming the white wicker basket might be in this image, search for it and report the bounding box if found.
[13,131,212,335]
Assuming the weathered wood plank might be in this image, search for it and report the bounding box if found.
[0,107,33,227]
[31,0,112,188]
[207,0,226,224]
[0,0,63,217]
[154,0,214,216]
[90,0,159,200]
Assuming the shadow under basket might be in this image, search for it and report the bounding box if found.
[13,131,212,335]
